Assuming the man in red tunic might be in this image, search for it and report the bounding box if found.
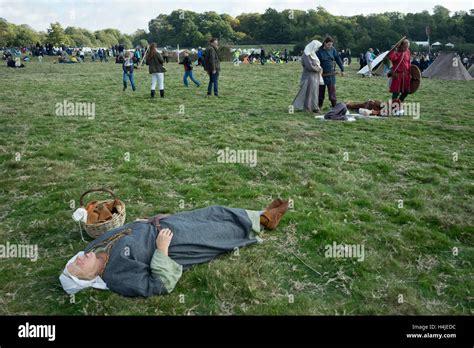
[388,39,411,103]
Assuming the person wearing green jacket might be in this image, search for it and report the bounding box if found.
[203,38,221,97]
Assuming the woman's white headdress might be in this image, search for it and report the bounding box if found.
[304,40,322,60]
[59,251,108,294]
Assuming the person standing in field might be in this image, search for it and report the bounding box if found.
[162,48,169,63]
[359,52,366,71]
[316,36,345,109]
[204,38,220,97]
[365,48,375,77]
[146,43,166,98]
[197,47,204,66]
[122,51,136,92]
[179,50,200,87]
[292,40,322,114]
[133,48,141,67]
[346,48,352,65]
[388,39,411,103]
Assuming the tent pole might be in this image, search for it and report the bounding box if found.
[140,45,149,67]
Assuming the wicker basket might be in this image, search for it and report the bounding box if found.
[79,188,126,239]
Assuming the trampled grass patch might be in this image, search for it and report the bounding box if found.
[0,57,473,315]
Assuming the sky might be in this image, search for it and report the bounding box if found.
[1,0,472,34]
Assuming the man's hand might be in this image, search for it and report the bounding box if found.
[156,228,173,256]
[212,70,216,74]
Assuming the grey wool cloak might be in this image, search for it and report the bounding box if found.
[292,54,321,112]
[83,205,258,297]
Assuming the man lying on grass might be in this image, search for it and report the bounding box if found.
[60,200,289,297]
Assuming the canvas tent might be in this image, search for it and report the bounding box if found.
[373,61,386,76]
[468,65,474,78]
[422,52,473,80]
[357,50,389,75]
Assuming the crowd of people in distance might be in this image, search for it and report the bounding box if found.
[3,38,473,108]
[231,47,298,65]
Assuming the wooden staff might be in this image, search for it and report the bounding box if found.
[389,36,407,53]
[140,45,149,67]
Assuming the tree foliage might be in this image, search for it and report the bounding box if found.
[1,5,473,54]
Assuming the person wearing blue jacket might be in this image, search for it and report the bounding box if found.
[316,36,345,108]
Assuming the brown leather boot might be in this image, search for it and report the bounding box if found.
[266,198,283,210]
[260,199,283,226]
[260,199,289,230]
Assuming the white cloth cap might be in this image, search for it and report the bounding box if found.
[304,40,324,85]
[304,40,322,61]
[59,251,108,294]
[72,208,88,223]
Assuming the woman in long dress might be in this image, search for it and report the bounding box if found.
[60,200,289,297]
[292,40,323,113]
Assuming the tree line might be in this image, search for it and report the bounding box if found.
[1,5,473,55]
[0,20,134,50]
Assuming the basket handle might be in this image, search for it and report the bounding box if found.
[80,188,118,207]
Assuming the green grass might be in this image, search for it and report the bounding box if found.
[0,57,473,315]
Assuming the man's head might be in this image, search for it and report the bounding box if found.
[210,38,219,48]
[323,36,334,49]
[369,48,374,52]
[399,39,410,51]
[67,251,100,280]
[183,50,189,57]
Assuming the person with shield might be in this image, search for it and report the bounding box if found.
[388,39,412,103]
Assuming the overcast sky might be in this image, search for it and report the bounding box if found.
[1,0,472,34]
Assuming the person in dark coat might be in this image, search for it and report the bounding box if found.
[346,48,352,65]
[145,42,166,98]
[60,200,290,297]
[359,52,366,70]
[316,36,345,108]
[203,38,220,97]
[162,48,169,63]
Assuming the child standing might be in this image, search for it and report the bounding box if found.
[179,50,200,87]
[123,51,136,92]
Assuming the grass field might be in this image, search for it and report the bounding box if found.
[0,57,473,315]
